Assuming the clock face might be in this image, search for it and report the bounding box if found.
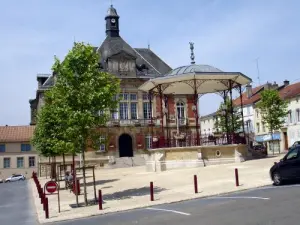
[111,18,116,23]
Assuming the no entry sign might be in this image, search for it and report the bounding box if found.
[45,181,58,194]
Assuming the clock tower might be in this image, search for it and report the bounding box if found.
[105,5,120,37]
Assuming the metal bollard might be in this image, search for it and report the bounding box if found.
[194,175,198,193]
[45,197,49,219]
[235,168,239,187]
[98,190,103,210]
[150,182,154,201]
[41,191,44,204]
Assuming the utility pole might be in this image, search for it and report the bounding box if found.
[255,57,261,85]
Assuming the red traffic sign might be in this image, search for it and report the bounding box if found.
[45,181,58,194]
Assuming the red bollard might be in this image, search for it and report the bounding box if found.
[235,168,239,187]
[150,182,154,201]
[98,190,103,210]
[194,175,198,193]
[45,197,49,219]
[41,191,44,204]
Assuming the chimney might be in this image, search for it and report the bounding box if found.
[284,80,290,87]
[272,81,279,89]
[246,84,252,98]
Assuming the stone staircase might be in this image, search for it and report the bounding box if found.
[105,154,147,169]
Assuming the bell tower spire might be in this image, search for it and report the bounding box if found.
[105,4,120,37]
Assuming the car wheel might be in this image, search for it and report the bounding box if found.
[5,180,10,183]
[273,172,282,186]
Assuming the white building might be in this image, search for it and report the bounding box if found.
[253,80,300,153]
[200,112,218,135]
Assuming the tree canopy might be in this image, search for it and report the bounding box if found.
[215,97,243,134]
[256,89,288,132]
[32,42,120,205]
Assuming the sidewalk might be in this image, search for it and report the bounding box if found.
[31,156,281,224]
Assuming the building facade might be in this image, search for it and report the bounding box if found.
[253,81,300,153]
[29,5,204,161]
[0,126,37,179]
[200,112,218,135]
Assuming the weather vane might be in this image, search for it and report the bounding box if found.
[189,42,195,64]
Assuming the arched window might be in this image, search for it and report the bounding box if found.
[176,102,185,119]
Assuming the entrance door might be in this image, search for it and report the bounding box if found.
[283,132,288,150]
[119,133,133,157]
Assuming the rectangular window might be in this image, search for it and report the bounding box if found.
[111,111,118,120]
[256,123,260,133]
[17,157,24,168]
[3,158,10,168]
[29,157,35,167]
[142,93,149,100]
[297,109,300,122]
[0,144,5,152]
[143,102,151,119]
[288,110,293,123]
[130,93,137,101]
[256,110,259,118]
[21,144,31,152]
[247,106,250,115]
[130,103,137,119]
[119,103,128,120]
[145,136,152,149]
[99,136,106,152]
[120,93,128,101]
[262,122,266,132]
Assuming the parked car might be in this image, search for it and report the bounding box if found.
[288,141,300,151]
[270,144,300,185]
[0,178,4,183]
[5,174,26,183]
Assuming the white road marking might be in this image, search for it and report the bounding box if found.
[146,207,191,216]
[210,196,270,200]
[258,184,300,190]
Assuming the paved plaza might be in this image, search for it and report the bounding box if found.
[31,156,282,223]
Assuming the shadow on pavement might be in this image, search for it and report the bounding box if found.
[103,186,167,201]
[85,179,119,187]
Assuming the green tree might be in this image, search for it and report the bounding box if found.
[256,89,288,154]
[51,42,120,205]
[215,97,243,134]
[32,86,76,178]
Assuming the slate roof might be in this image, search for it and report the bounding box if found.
[167,64,223,76]
[200,111,217,119]
[0,126,35,143]
[134,48,172,75]
[98,36,172,75]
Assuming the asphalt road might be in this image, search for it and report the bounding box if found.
[50,184,300,225]
[1,180,300,225]
[0,180,39,225]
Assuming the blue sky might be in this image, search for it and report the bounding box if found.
[0,0,299,125]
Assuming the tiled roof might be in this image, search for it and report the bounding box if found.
[279,82,300,99]
[200,111,217,119]
[233,81,300,107]
[232,85,264,106]
[0,126,35,143]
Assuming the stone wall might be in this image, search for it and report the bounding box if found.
[145,144,247,172]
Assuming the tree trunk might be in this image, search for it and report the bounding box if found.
[271,129,274,155]
[62,153,66,172]
[82,145,88,206]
